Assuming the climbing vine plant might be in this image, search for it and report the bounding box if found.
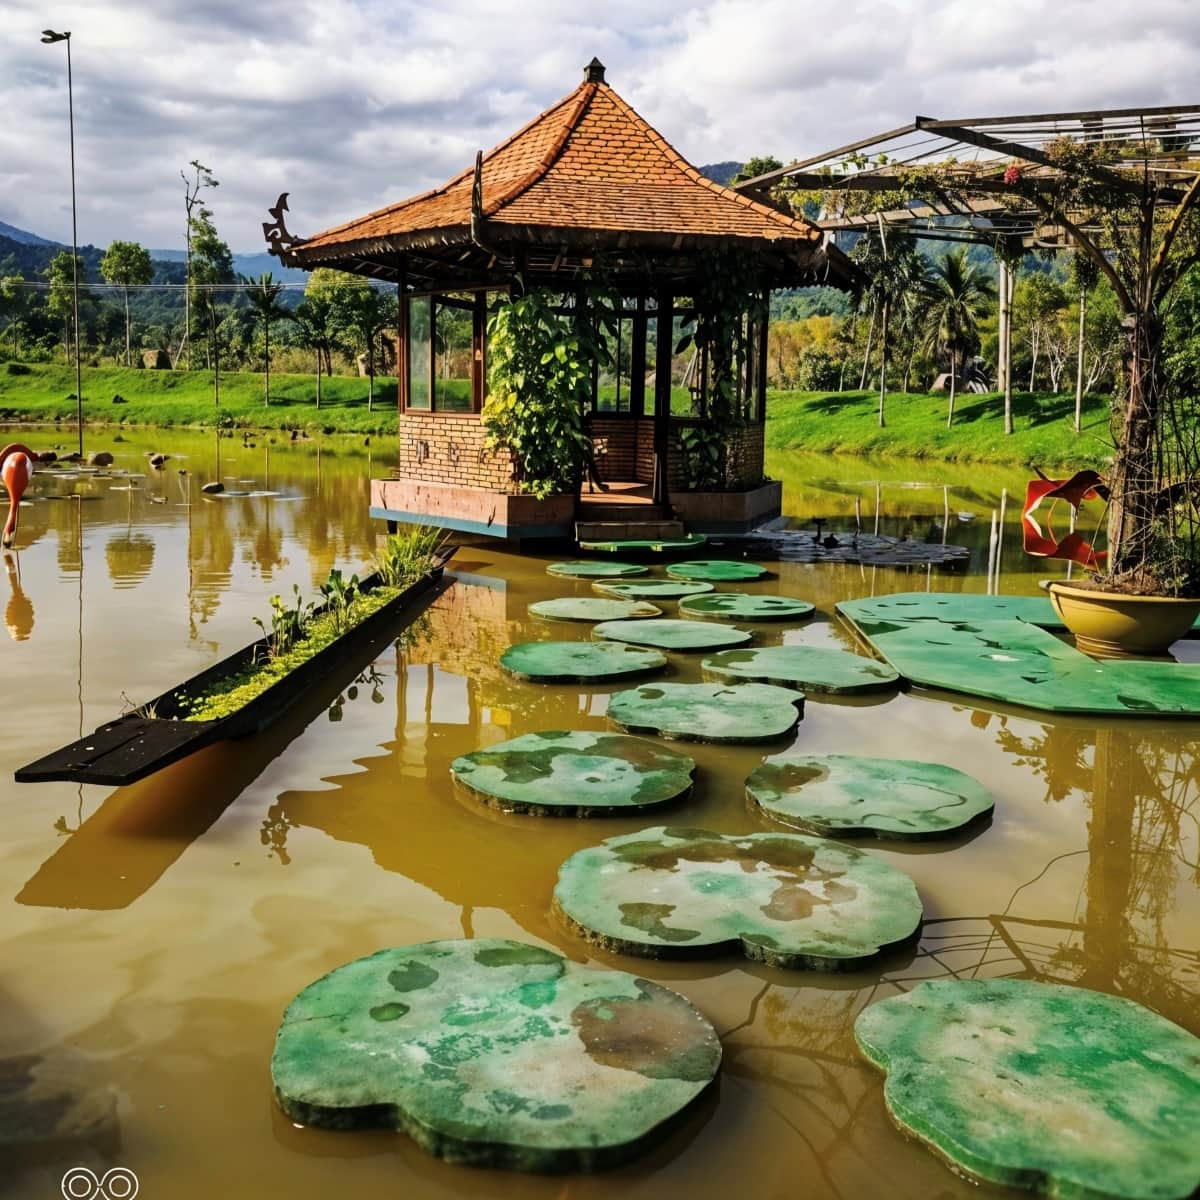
[482,287,616,499]
[675,252,768,490]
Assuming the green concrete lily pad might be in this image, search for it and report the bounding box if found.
[746,754,993,839]
[451,731,696,815]
[578,534,708,553]
[554,827,922,969]
[679,593,814,622]
[855,979,1200,1200]
[837,597,1200,717]
[500,641,667,683]
[665,560,768,582]
[607,682,802,742]
[272,938,720,1171]
[546,561,649,579]
[594,619,753,652]
[529,597,661,623]
[592,579,715,600]
[703,646,899,694]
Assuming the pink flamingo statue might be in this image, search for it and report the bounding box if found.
[1,443,40,548]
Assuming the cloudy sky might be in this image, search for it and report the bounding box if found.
[1,0,1197,252]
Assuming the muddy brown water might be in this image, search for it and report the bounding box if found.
[2,429,1196,1199]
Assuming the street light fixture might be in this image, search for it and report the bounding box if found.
[40,28,83,456]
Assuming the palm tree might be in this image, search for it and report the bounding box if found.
[291,293,343,410]
[921,248,996,427]
[242,273,291,406]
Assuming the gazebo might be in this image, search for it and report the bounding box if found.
[266,59,858,538]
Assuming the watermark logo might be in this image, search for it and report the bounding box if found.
[60,1167,139,1200]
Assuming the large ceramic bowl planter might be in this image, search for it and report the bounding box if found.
[1048,580,1200,658]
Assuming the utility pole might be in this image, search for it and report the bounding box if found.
[41,29,83,455]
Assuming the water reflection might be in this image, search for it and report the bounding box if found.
[5,434,1199,1199]
[4,551,33,640]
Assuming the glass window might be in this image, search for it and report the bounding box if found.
[433,298,474,412]
[407,295,431,410]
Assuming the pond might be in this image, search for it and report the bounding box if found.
[3,429,1197,1199]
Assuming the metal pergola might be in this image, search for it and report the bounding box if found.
[737,103,1200,249]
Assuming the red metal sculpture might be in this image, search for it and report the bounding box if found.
[1,443,42,548]
[1022,468,1109,568]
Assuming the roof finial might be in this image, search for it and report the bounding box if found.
[584,57,606,84]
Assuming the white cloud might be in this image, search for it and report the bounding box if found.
[0,0,1195,251]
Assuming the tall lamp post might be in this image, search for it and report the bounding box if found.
[40,29,83,456]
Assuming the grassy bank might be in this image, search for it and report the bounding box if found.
[0,363,398,435]
[766,388,1114,469]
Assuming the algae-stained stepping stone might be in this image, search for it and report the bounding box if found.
[451,731,696,815]
[703,646,899,694]
[666,560,768,582]
[855,979,1200,1200]
[501,641,667,683]
[554,827,922,969]
[592,578,715,600]
[594,619,753,652]
[272,938,721,1172]
[679,593,814,622]
[578,534,708,553]
[546,561,649,579]
[746,754,993,839]
[529,597,661,623]
[608,682,802,742]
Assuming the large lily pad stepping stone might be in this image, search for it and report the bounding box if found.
[272,938,721,1172]
[592,578,715,600]
[578,534,708,553]
[855,979,1200,1199]
[500,641,667,683]
[666,560,768,582]
[608,682,802,742]
[679,593,814,622]
[554,827,922,969]
[746,754,993,839]
[529,597,661,622]
[703,646,899,693]
[594,619,752,652]
[451,731,696,815]
[546,561,648,579]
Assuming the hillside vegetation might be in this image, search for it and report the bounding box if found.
[0,363,396,435]
[765,388,1114,469]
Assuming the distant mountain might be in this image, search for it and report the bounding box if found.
[0,219,56,246]
[0,217,310,283]
[700,161,743,187]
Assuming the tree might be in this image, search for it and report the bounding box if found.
[45,250,83,364]
[181,160,218,368]
[0,275,26,349]
[291,292,344,409]
[342,284,396,411]
[920,248,996,427]
[732,155,784,186]
[242,272,291,405]
[100,241,153,366]
[188,206,233,400]
[1013,272,1068,392]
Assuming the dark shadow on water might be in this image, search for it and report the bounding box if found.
[16,581,451,910]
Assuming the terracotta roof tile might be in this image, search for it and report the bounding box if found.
[300,76,824,253]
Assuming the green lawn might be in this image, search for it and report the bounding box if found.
[0,363,399,435]
[766,388,1115,469]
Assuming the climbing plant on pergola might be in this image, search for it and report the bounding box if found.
[740,105,1200,592]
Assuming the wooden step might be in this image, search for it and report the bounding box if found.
[575,519,686,541]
